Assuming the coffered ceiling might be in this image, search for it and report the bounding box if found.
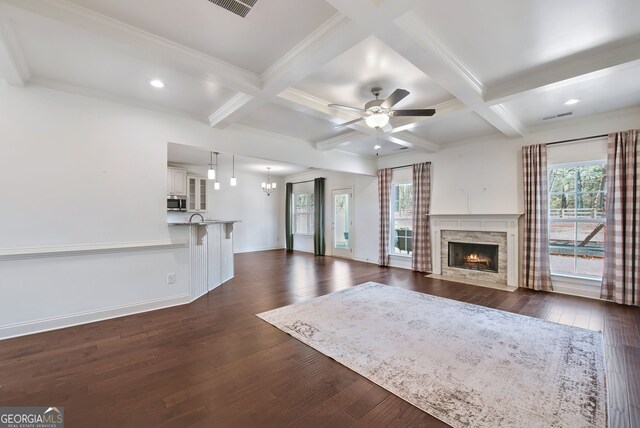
[1,0,639,162]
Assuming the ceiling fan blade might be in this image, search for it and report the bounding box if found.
[389,109,436,117]
[328,103,365,113]
[381,88,410,109]
[334,117,365,128]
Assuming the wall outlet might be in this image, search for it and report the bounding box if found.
[167,273,176,284]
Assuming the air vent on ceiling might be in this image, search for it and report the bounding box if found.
[393,147,410,151]
[542,112,573,121]
[207,0,258,18]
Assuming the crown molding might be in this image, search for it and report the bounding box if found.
[0,10,31,86]
[395,12,484,97]
[208,93,254,128]
[487,104,525,137]
[262,12,352,87]
[1,0,261,94]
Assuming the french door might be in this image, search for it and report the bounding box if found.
[331,188,353,258]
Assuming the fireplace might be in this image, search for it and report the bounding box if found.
[448,242,499,273]
[430,214,521,287]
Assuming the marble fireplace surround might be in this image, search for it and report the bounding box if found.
[430,214,522,288]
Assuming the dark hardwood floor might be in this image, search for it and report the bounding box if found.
[1,250,639,427]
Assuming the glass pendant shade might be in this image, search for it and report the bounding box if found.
[365,113,389,128]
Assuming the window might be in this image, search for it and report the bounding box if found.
[294,193,314,234]
[391,182,413,255]
[548,161,606,278]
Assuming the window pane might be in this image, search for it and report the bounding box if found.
[549,167,575,193]
[576,222,605,277]
[392,183,413,255]
[549,222,575,274]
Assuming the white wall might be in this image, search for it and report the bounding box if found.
[167,163,284,253]
[0,82,293,339]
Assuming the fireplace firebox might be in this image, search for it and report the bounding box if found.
[448,242,499,273]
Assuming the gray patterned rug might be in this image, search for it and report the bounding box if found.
[257,282,607,427]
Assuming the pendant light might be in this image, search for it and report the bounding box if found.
[214,152,220,190]
[230,155,237,186]
[207,151,216,180]
[261,167,277,196]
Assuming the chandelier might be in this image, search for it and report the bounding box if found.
[261,167,277,196]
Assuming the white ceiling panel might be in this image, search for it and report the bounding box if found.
[236,102,347,142]
[406,112,499,145]
[502,62,640,127]
[335,134,410,158]
[294,36,453,110]
[64,0,337,74]
[412,0,640,85]
[12,14,237,119]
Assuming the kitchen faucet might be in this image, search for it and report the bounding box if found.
[189,213,204,223]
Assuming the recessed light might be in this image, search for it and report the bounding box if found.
[149,79,165,89]
[564,98,580,105]
[374,145,381,150]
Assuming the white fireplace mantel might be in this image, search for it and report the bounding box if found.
[430,214,523,287]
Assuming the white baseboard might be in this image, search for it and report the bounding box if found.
[0,294,190,341]
[234,245,284,254]
[352,257,380,266]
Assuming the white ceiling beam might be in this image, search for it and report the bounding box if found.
[484,36,640,105]
[0,9,30,86]
[384,132,440,153]
[315,131,364,151]
[0,0,261,95]
[208,93,255,127]
[378,12,524,137]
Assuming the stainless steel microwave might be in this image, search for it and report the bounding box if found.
[167,195,187,211]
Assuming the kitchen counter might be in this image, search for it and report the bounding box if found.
[168,220,240,226]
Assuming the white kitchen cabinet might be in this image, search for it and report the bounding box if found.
[187,176,207,212]
[167,167,187,196]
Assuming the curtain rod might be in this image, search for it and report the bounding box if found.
[288,178,324,185]
[389,161,431,170]
[546,134,607,147]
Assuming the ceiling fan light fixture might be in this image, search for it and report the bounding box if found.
[149,79,165,89]
[365,113,389,128]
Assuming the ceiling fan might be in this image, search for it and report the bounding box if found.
[328,87,435,129]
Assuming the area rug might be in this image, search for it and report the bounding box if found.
[257,282,607,427]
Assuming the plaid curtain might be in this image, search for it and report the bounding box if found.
[522,144,553,291]
[411,162,432,272]
[601,129,640,305]
[378,168,392,266]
